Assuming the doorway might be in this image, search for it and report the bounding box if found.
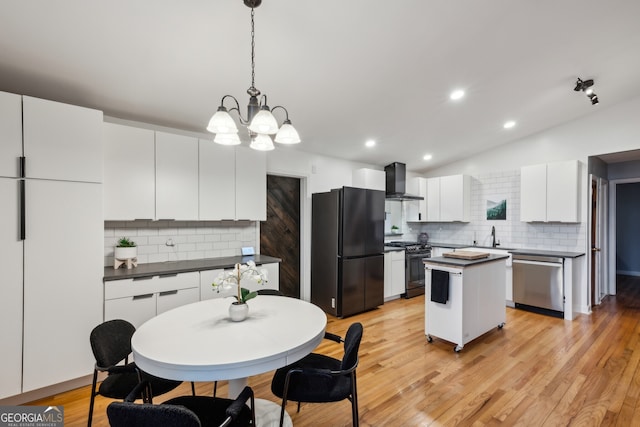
[260,175,301,298]
[590,176,609,307]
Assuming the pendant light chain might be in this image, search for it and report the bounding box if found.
[250,7,256,91]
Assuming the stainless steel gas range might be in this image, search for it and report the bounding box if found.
[386,241,432,298]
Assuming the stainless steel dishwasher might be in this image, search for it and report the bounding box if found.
[512,254,564,316]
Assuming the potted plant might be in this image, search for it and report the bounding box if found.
[114,237,137,260]
[212,261,268,321]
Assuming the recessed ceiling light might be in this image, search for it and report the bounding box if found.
[503,121,516,129]
[450,89,465,101]
[365,139,376,147]
[423,154,433,161]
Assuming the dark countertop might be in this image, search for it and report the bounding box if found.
[104,254,282,281]
[509,249,585,259]
[384,246,406,253]
[423,254,510,268]
[429,242,470,249]
[430,242,516,250]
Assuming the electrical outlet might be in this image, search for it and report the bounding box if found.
[331,298,335,309]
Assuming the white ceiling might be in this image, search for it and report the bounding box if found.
[2,1,640,173]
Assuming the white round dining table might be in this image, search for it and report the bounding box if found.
[132,295,327,398]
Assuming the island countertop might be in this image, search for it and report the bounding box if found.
[423,254,509,268]
[104,255,282,281]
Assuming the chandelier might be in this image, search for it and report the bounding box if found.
[206,0,300,151]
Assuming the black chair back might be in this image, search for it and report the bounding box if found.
[90,319,135,367]
[341,322,363,371]
[107,401,201,427]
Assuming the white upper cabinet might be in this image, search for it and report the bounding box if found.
[22,96,103,183]
[405,177,428,221]
[440,175,470,221]
[520,160,580,223]
[547,160,580,222]
[520,163,547,222]
[352,168,385,191]
[0,91,22,178]
[155,131,199,220]
[235,146,266,221]
[426,177,441,221]
[425,175,470,222]
[199,140,236,220]
[103,123,156,220]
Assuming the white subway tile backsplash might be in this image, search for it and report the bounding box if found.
[105,221,258,267]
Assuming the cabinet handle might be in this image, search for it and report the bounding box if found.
[19,156,26,178]
[157,219,176,221]
[19,179,25,240]
[133,293,154,300]
[159,273,178,278]
[159,290,178,296]
[133,276,154,281]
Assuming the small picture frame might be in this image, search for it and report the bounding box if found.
[486,196,507,220]
[241,247,255,256]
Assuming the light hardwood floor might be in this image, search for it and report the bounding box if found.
[29,276,640,426]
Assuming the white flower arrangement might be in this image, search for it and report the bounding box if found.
[212,261,268,303]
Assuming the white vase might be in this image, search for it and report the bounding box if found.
[114,246,137,260]
[229,302,249,322]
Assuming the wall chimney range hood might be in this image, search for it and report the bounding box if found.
[384,162,424,201]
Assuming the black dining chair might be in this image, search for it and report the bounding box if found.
[88,319,189,427]
[270,322,364,427]
[256,289,285,296]
[107,380,256,427]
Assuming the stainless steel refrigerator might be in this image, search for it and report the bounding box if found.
[311,186,385,317]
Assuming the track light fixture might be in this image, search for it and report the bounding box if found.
[574,78,599,105]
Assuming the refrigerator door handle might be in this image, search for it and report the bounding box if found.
[19,179,26,240]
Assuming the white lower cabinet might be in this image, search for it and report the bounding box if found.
[22,180,103,393]
[0,178,23,399]
[384,250,405,299]
[104,272,199,328]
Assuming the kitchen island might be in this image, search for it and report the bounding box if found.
[424,253,508,352]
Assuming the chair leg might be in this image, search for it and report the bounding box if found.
[297,401,301,413]
[191,382,196,396]
[212,381,217,397]
[351,373,359,427]
[87,370,98,427]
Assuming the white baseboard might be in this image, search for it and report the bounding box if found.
[617,270,640,277]
[0,374,93,406]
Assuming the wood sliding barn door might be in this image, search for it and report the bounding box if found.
[260,175,301,298]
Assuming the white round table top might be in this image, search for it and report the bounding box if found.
[131,296,327,382]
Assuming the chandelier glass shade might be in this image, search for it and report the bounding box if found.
[207,1,300,151]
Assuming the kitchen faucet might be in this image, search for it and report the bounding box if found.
[491,226,499,248]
